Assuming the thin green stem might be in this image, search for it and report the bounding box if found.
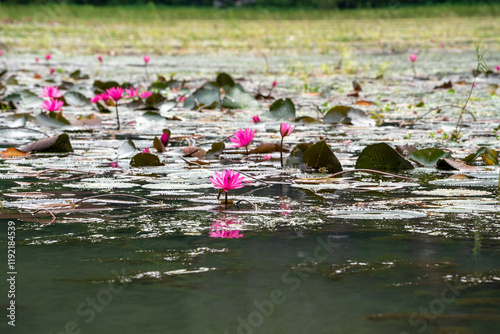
[115,104,120,130]
[280,137,284,167]
[412,63,416,78]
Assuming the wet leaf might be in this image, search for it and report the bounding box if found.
[69,69,89,80]
[145,93,166,108]
[434,81,453,89]
[182,147,206,159]
[395,143,418,158]
[93,80,120,93]
[286,143,312,167]
[222,86,259,109]
[130,153,164,167]
[463,147,498,165]
[153,137,166,152]
[96,100,113,113]
[20,90,43,108]
[117,139,137,158]
[249,142,280,154]
[184,86,220,110]
[267,98,296,119]
[409,148,451,167]
[355,143,414,171]
[324,106,375,126]
[22,133,73,153]
[355,100,374,106]
[294,116,321,124]
[64,92,90,107]
[36,111,71,128]
[303,141,343,173]
[0,147,30,158]
[436,158,478,171]
[206,142,225,159]
[216,72,235,88]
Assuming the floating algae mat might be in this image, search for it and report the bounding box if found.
[0,51,499,333]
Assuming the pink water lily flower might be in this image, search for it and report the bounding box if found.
[99,92,110,101]
[251,115,261,124]
[106,87,123,102]
[178,95,186,102]
[98,55,103,63]
[209,220,243,239]
[263,155,271,160]
[0,50,2,56]
[139,91,152,99]
[39,86,63,99]
[45,54,52,61]
[143,55,150,64]
[160,132,169,146]
[142,148,150,154]
[110,162,120,168]
[495,65,500,72]
[210,169,245,206]
[279,123,294,167]
[124,87,139,98]
[272,80,277,87]
[409,54,418,62]
[35,57,39,63]
[41,98,64,112]
[90,95,102,103]
[230,128,255,154]
[210,169,245,193]
[280,123,294,137]
[50,68,55,75]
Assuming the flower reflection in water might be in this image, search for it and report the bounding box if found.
[209,219,243,239]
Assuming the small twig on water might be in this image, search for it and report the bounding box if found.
[72,194,160,206]
[236,199,258,211]
[32,208,56,224]
[328,169,416,181]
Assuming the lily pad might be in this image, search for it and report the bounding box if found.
[303,141,343,173]
[22,133,73,153]
[266,98,296,119]
[324,106,375,126]
[216,72,235,88]
[286,143,312,167]
[64,92,90,107]
[184,86,220,110]
[117,139,137,158]
[130,153,164,167]
[355,143,414,171]
[222,86,259,109]
[206,142,225,159]
[464,147,498,165]
[409,148,451,167]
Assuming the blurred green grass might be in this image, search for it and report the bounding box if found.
[1,4,499,55]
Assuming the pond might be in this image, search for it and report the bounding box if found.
[1,50,500,333]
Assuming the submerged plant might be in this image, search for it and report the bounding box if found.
[280,122,294,167]
[106,87,124,130]
[230,128,255,155]
[209,169,245,207]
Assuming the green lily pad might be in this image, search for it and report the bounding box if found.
[216,72,235,88]
[64,92,90,107]
[324,106,374,126]
[117,139,136,158]
[409,148,451,167]
[183,86,220,110]
[205,142,225,159]
[36,111,71,128]
[286,143,312,167]
[130,153,164,167]
[355,143,414,171]
[266,98,296,119]
[222,86,259,109]
[464,147,498,165]
[303,141,343,173]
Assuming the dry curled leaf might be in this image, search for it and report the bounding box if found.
[0,147,30,158]
[181,146,206,159]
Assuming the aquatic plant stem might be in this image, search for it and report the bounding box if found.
[225,191,228,207]
[115,104,120,130]
[280,137,284,167]
[412,63,416,78]
[452,75,476,141]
